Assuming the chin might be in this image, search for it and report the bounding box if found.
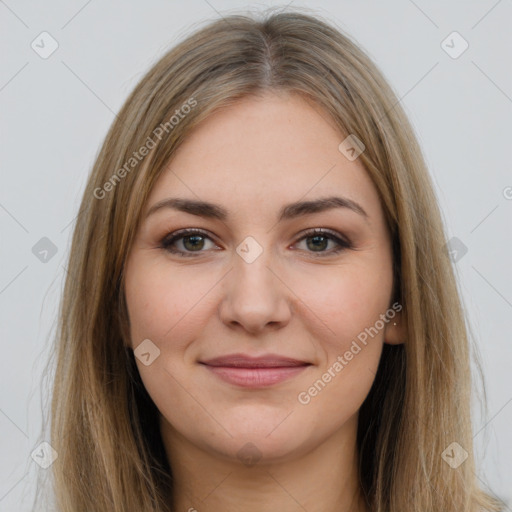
[207,413,315,465]
[207,433,308,467]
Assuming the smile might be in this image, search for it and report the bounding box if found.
[201,365,310,388]
[199,353,312,388]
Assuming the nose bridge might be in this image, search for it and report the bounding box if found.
[235,238,274,287]
[219,234,291,332]
[232,233,280,300]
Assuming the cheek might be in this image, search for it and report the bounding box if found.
[124,256,216,348]
[299,258,393,345]
[124,256,213,425]
[294,258,392,403]
[295,278,386,424]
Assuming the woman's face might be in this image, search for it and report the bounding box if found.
[124,91,403,465]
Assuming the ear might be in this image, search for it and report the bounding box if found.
[383,310,406,345]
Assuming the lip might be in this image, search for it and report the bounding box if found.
[199,353,311,388]
[200,353,310,368]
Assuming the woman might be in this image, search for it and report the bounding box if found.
[36,7,504,512]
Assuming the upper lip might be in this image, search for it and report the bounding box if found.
[200,353,311,368]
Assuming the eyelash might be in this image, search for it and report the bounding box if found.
[159,228,353,258]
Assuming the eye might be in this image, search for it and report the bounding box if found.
[293,228,352,257]
[159,229,218,257]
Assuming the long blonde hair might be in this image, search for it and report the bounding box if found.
[35,7,504,511]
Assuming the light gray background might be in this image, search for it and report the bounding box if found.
[1,1,511,510]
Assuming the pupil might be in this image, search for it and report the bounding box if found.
[184,235,204,251]
[308,235,327,251]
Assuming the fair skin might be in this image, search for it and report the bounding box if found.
[124,91,405,512]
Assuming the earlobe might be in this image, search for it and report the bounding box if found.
[384,311,406,345]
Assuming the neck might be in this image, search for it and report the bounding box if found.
[160,414,368,512]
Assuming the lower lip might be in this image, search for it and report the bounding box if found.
[202,365,309,388]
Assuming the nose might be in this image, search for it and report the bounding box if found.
[218,246,292,334]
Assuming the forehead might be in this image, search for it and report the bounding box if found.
[145,92,383,225]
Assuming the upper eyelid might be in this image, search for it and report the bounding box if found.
[161,228,218,244]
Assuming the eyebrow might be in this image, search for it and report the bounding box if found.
[145,195,369,223]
